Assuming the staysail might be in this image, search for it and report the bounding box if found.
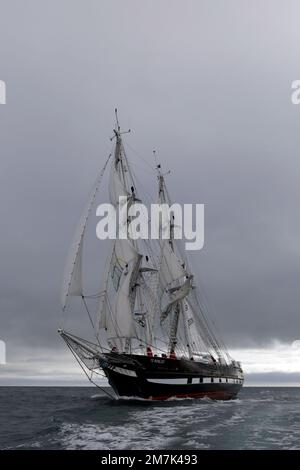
[61,154,111,311]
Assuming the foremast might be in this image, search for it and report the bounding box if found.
[98,111,158,354]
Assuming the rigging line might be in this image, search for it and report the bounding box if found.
[135,334,187,356]
[191,290,224,352]
[59,299,70,330]
[127,170,158,260]
[193,281,229,357]
[127,160,157,177]
[134,337,167,354]
[64,339,115,400]
[123,140,157,172]
[83,289,108,300]
[128,161,156,203]
[185,256,227,354]
[123,153,162,261]
[118,140,133,185]
[81,295,103,351]
[122,152,159,266]
[84,294,102,299]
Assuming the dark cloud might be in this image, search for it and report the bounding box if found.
[1,0,300,383]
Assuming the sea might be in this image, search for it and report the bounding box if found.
[0,386,299,450]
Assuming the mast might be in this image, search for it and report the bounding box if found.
[98,110,158,354]
[156,164,192,357]
[168,302,180,355]
[159,173,180,355]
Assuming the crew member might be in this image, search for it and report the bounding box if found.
[146,346,153,357]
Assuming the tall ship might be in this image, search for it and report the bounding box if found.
[59,111,244,400]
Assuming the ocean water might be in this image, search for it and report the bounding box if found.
[0,386,299,450]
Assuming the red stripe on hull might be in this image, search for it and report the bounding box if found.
[150,390,235,401]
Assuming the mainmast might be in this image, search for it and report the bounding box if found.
[156,164,192,357]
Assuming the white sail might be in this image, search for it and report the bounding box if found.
[159,240,186,290]
[112,253,141,338]
[61,212,85,310]
[97,239,114,330]
[99,239,141,343]
[109,162,129,207]
[98,134,143,347]
[160,277,192,323]
[68,240,83,296]
[182,299,204,353]
[109,134,130,208]
[61,155,111,310]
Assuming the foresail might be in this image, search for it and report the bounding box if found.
[98,238,142,348]
[113,252,141,338]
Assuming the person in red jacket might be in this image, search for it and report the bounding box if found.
[146,346,153,357]
[169,349,176,359]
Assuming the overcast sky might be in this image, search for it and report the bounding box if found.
[1,0,300,385]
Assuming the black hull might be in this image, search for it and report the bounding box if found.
[100,354,243,401]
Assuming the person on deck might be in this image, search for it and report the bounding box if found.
[146,346,153,357]
[169,349,176,359]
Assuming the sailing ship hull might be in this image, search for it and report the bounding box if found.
[100,354,243,401]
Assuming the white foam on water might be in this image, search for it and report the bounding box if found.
[58,403,201,449]
[59,422,174,450]
[57,390,300,450]
[186,440,210,449]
